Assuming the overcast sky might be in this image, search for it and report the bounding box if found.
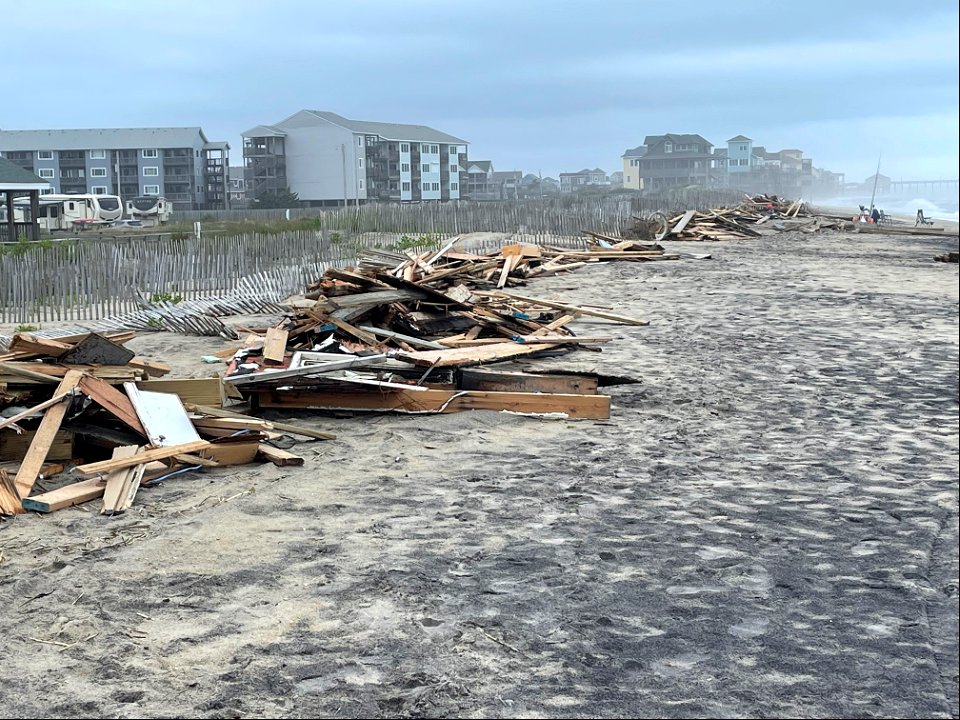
[5,0,958,183]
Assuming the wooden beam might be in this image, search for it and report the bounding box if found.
[75,440,210,476]
[0,361,59,384]
[255,388,610,420]
[483,291,649,326]
[256,444,305,466]
[12,369,85,503]
[79,375,147,436]
[21,477,109,513]
[101,445,142,514]
[397,341,563,368]
[184,404,336,441]
[459,369,599,395]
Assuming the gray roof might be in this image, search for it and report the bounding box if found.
[241,124,287,138]
[644,133,713,147]
[727,134,752,142]
[0,127,211,151]
[467,160,493,172]
[305,110,468,144]
[229,166,246,181]
[204,141,230,151]
[0,156,48,187]
[622,145,647,158]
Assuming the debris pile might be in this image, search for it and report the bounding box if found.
[1,331,327,517]
[223,240,652,420]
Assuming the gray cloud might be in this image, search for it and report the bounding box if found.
[4,0,957,182]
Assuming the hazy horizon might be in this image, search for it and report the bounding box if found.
[4,0,958,184]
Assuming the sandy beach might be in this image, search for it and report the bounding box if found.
[1,227,957,718]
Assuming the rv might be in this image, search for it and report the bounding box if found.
[125,196,172,225]
[4,193,123,231]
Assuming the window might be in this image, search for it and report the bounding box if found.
[89,149,106,159]
[38,168,55,178]
[400,143,409,153]
[143,166,159,176]
[359,179,364,189]
[449,145,458,155]
[142,149,158,158]
[664,143,673,153]
[422,164,430,173]
[626,175,631,183]
[450,164,458,173]
[40,187,54,195]
[740,159,749,166]
[432,183,440,191]
[144,185,160,195]
[402,181,410,191]
[358,136,363,147]
[358,158,363,168]
[90,167,107,177]
[451,183,458,191]
[421,143,430,153]
[91,186,108,194]
[37,150,53,160]
[401,163,410,172]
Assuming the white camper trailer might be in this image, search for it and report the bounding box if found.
[125,195,172,225]
[24,194,124,231]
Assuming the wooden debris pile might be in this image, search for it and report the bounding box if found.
[1,331,330,518]
[623,195,853,242]
[223,240,651,420]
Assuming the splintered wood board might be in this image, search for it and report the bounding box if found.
[397,341,561,368]
[135,378,223,408]
[459,369,599,395]
[255,388,610,419]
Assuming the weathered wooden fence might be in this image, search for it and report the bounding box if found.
[2,192,742,325]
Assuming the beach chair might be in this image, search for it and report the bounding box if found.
[915,209,935,227]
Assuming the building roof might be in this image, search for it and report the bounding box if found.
[229,166,245,181]
[727,135,752,142]
[467,160,493,173]
[0,156,48,188]
[643,133,713,147]
[492,170,522,180]
[621,145,647,158]
[305,110,468,144]
[0,127,210,151]
[204,141,230,151]
[241,124,287,138]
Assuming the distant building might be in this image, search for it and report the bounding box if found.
[559,168,609,193]
[0,127,230,210]
[464,160,497,200]
[242,110,468,206]
[229,166,248,208]
[493,170,522,200]
[621,145,647,190]
[609,170,624,188]
[633,134,719,190]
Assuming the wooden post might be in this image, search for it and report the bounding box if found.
[4,190,15,243]
[29,190,40,240]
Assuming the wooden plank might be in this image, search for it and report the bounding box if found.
[135,378,223,408]
[357,326,447,350]
[0,361,59,384]
[397,341,563,368]
[257,444,305,466]
[79,375,147,436]
[12,369,84,504]
[75,440,211,476]
[0,392,72,431]
[184,404,336,441]
[256,388,610,420]
[224,353,389,386]
[326,289,425,309]
[262,327,289,364]
[127,357,171,377]
[101,445,141,514]
[199,442,260,466]
[191,417,274,432]
[482,291,649,326]
[21,477,109,513]
[670,209,696,234]
[0,428,72,463]
[459,369,599,395]
[7,334,73,359]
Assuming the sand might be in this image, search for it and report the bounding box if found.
[0,228,957,718]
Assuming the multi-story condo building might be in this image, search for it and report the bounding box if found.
[228,166,248,208]
[242,110,468,206]
[0,127,231,210]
